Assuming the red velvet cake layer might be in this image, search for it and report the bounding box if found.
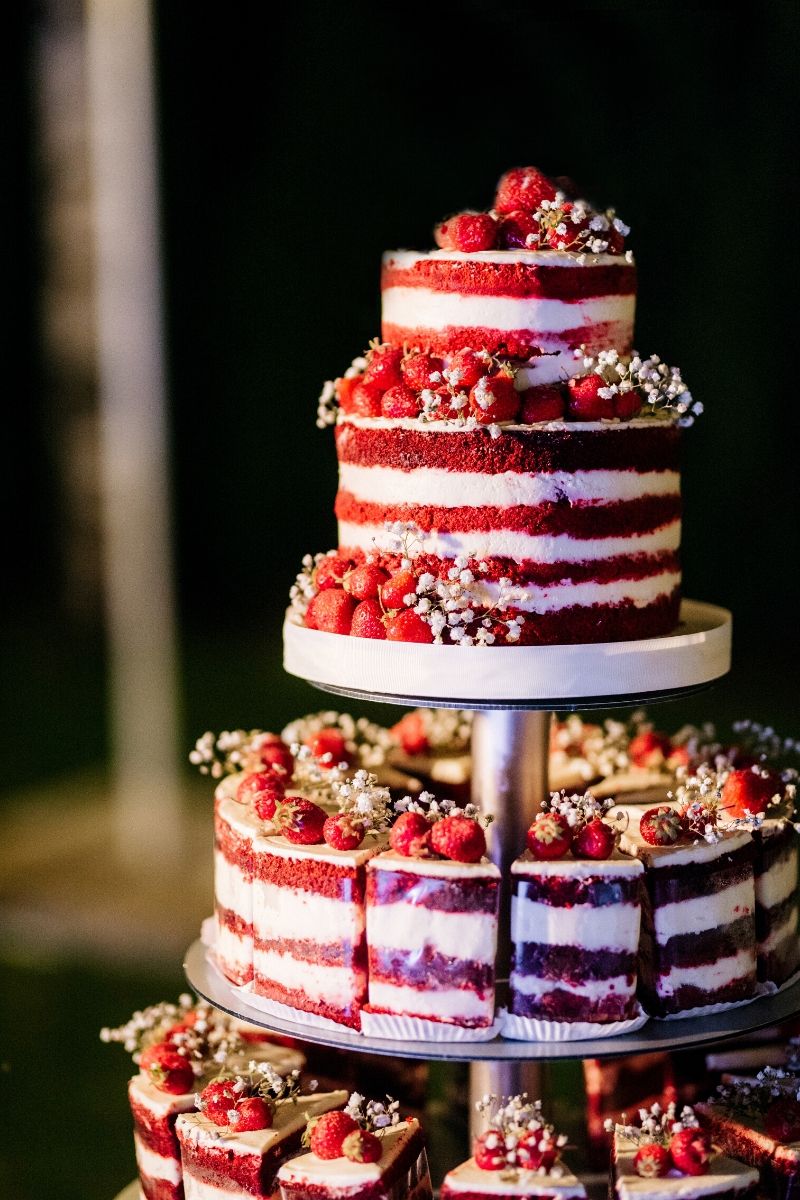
[369,945,495,993]
[140,1177,182,1200]
[179,1131,294,1195]
[651,913,756,971]
[251,975,363,1031]
[255,933,365,970]
[367,869,499,913]
[381,256,636,299]
[129,1090,182,1159]
[253,849,368,902]
[216,904,254,942]
[513,943,636,981]
[514,874,640,908]
[215,803,255,872]
[382,322,627,361]
[512,988,637,1023]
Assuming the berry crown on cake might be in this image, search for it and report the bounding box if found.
[606,1101,714,1178]
[472,1093,569,1180]
[389,791,491,863]
[708,1067,800,1139]
[300,1093,405,1165]
[525,790,622,862]
[197,1062,311,1133]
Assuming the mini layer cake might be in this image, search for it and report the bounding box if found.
[696,1076,800,1200]
[277,1119,431,1199]
[366,845,500,1030]
[751,819,799,986]
[214,774,261,984]
[612,1128,759,1200]
[509,851,644,1024]
[441,1157,586,1200]
[177,1090,348,1200]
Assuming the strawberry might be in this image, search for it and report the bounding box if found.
[444,212,498,252]
[148,1049,194,1095]
[566,373,615,420]
[315,555,351,591]
[526,811,572,860]
[390,811,432,857]
[473,1129,506,1171]
[668,1128,711,1176]
[494,167,557,214]
[363,344,404,392]
[469,374,520,423]
[434,220,455,249]
[639,806,682,847]
[323,812,365,851]
[342,1128,382,1164]
[629,730,673,768]
[257,740,294,778]
[721,766,781,818]
[335,376,360,414]
[381,384,422,419]
[351,599,387,639]
[346,563,389,601]
[613,389,642,420]
[385,610,434,643]
[276,797,327,845]
[237,771,286,820]
[139,1040,175,1073]
[402,352,445,392]
[309,1110,359,1159]
[517,1130,558,1171]
[520,385,566,423]
[200,1079,238,1125]
[633,1144,670,1178]
[498,209,540,250]
[350,379,383,417]
[764,1097,800,1143]
[305,588,356,635]
[380,569,418,610]
[391,711,429,756]
[231,1096,272,1131]
[445,348,493,390]
[571,818,615,860]
[430,814,486,863]
[306,728,349,767]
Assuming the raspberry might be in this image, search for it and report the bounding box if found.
[346,563,389,601]
[380,569,418,610]
[315,555,350,591]
[526,811,572,860]
[633,1144,670,1178]
[391,711,429,756]
[363,344,404,392]
[148,1048,194,1094]
[571,818,615,860]
[257,740,294,778]
[401,352,445,392]
[200,1079,238,1126]
[305,588,356,635]
[721,766,781,818]
[276,797,328,845]
[351,599,387,639]
[566,373,615,420]
[309,1110,359,1159]
[350,379,383,417]
[517,1130,558,1171]
[764,1097,800,1142]
[469,373,521,424]
[639,806,683,847]
[385,610,434,643]
[520,385,566,423]
[237,771,286,820]
[306,727,349,767]
[336,376,360,414]
[445,348,493,390]
[342,1128,382,1164]
[669,1128,711,1176]
[381,384,422,419]
[474,1129,506,1171]
[494,167,557,214]
[231,1096,272,1132]
[629,731,672,768]
[498,209,540,249]
[390,811,432,858]
[430,814,486,863]
[323,812,365,851]
[447,212,498,252]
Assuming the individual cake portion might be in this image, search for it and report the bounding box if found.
[277,1093,432,1200]
[441,1094,584,1200]
[366,800,499,1031]
[214,774,263,984]
[509,792,644,1026]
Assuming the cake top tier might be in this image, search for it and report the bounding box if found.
[614,1133,758,1200]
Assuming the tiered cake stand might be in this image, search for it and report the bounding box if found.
[184,598,800,1139]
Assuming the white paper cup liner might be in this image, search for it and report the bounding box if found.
[360,1009,502,1042]
[655,980,777,1021]
[231,982,361,1035]
[500,1004,648,1042]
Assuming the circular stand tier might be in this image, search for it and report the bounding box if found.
[283,599,731,709]
[184,939,800,1063]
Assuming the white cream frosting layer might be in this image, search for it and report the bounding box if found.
[442,1155,585,1197]
[657,947,755,997]
[757,849,798,910]
[277,1120,419,1188]
[368,980,493,1022]
[653,878,754,944]
[215,923,252,978]
[252,879,364,943]
[510,972,633,1000]
[759,907,798,953]
[369,849,500,880]
[614,1135,757,1200]
[368,902,497,962]
[252,832,386,868]
[253,948,360,1006]
[511,895,640,952]
[134,1134,181,1185]
[384,249,632,270]
[215,851,253,918]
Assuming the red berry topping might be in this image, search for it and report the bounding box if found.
[309,1110,359,1160]
[149,1049,194,1095]
[315,555,351,591]
[639,806,683,847]
[474,1128,506,1171]
[231,1096,273,1132]
[346,563,389,601]
[544,203,589,251]
[446,348,493,390]
[468,373,520,424]
[633,1144,671,1178]
[385,610,434,643]
[566,373,615,420]
[381,384,422,419]
[391,711,429,756]
[350,379,383,417]
[257,740,295,778]
[200,1079,238,1125]
[401,352,445,392]
[351,599,387,640]
[277,797,328,845]
[430,813,486,863]
[342,1128,382,1164]
[629,731,673,768]
[306,728,349,767]
[447,212,498,253]
[606,226,626,255]
[336,376,360,414]
[305,588,356,635]
[323,812,365,851]
[669,1128,711,1176]
[390,810,433,858]
[764,1098,800,1143]
[237,771,286,820]
[139,1040,175,1073]
[526,811,572,860]
[380,569,418,610]
[517,1130,558,1172]
[498,209,540,250]
[520,385,566,423]
[494,167,557,214]
[363,344,404,392]
[571,817,615,860]
[721,766,780,819]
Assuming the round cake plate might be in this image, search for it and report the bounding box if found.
[283,599,732,711]
[185,938,800,1062]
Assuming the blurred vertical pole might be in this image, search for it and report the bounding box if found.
[84,0,183,859]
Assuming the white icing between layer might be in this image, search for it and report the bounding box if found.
[658,947,755,996]
[512,854,644,878]
[442,1155,585,1197]
[252,879,363,942]
[760,906,799,953]
[511,894,640,952]
[252,832,386,867]
[215,851,252,917]
[757,850,798,910]
[384,248,631,269]
[652,878,754,944]
[341,415,669,434]
[215,924,252,976]
[367,902,497,962]
[369,849,500,879]
[182,1176,231,1200]
[480,573,682,612]
[510,972,634,1000]
[368,980,493,1023]
[382,287,635,337]
[134,1134,181,1185]
[253,948,360,1006]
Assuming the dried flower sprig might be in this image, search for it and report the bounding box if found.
[731,721,800,768]
[290,552,329,623]
[317,353,367,428]
[282,711,394,770]
[541,789,616,828]
[392,708,473,754]
[203,1064,313,1131]
[604,1102,699,1146]
[190,731,285,780]
[669,764,767,843]
[712,1068,800,1118]
[100,995,194,1057]
[343,1093,402,1134]
[475,1093,568,1180]
[572,347,702,427]
[330,769,394,834]
[532,191,631,260]
[100,997,245,1070]
[395,790,492,828]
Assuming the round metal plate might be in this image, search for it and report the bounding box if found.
[185,939,800,1063]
